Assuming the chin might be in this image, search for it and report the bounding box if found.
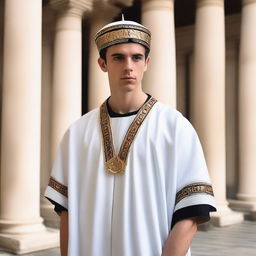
[121,84,137,92]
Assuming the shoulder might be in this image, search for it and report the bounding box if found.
[61,108,100,142]
[153,101,181,118]
[152,101,197,137]
[153,101,190,125]
[70,108,99,131]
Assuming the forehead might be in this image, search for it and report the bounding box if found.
[106,43,146,56]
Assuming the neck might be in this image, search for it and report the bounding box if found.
[108,91,147,114]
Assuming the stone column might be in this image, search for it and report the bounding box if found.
[141,0,176,107]
[230,0,256,220]
[0,0,3,116]
[0,0,58,254]
[176,52,187,116]
[40,6,59,228]
[188,52,195,117]
[191,0,243,226]
[50,0,92,159]
[225,41,239,200]
[88,1,120,110]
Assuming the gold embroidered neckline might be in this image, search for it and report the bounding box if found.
[100,97,157,174]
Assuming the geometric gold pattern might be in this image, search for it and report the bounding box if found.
[95,24,151,52]
[100,97,157,174]
[48,176,68,198]
[175,182,214,204]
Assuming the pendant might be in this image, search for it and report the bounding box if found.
[106,156,126,174]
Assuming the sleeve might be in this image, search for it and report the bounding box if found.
[47,198,68,215]
[44,130,70,211]
[171,114,217,228]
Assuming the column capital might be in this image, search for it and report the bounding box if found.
[91,0,121,21]
[242,0,256,6]
[50,0,93,17]
[142,0,174,12]
[197,0,224,8]
[108,0,134,8]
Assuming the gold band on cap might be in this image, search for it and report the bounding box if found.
[95,23,151,52]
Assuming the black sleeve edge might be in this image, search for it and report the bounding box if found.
[45,197,68,215]
[171,204,217,229]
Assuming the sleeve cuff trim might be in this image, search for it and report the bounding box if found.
[44,186,68,209]
[46,197,68,214]
[48,176,68,198]
[176,182,214,204]
[171,204,217,229]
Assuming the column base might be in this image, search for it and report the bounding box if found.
[210,205,244,226]
[0,228,59,255]
[229,199,256,221]
[41,197,60,228]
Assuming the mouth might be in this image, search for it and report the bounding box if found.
[121,77,136,80]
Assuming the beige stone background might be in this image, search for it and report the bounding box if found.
[0,0,255,254]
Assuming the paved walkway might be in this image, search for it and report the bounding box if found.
[192,220,256,256]
[0,221,255,255]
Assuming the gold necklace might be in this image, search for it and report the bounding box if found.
[100,97,157,174]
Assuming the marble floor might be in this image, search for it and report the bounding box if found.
[0,221,255,256]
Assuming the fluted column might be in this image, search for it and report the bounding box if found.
[50,0,92,159]
[88,1,120,110]
[176,53,187,116]
[141,0,176,107]
[230,0,256,220]
[0,0,58,254]
[40,6,59,228]
[225,41,239,199]
[0,0,3,121]
[191,0,243,226]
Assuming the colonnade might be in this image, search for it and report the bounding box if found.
[191,0,243,226]
[0,0,256,254]
[229,0,256,219]
[0,0,59,254]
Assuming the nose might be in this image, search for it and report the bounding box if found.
[124,57,133,72]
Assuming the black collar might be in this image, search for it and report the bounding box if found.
[106,94,151,118]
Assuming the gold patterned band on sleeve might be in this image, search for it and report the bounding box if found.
[175,182,214,204]
[48,176,68,198]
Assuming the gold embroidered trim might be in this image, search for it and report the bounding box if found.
[100,101,115,162]
[95,25,151,51]
[48,176,68,198]
[96,24,151,39]
[96,29,151,51]
[119,97,157,162]
[100,97,157,174]
[175,182,214,204]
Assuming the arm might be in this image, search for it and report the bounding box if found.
[162,218,197,256]
[60,211,69,256]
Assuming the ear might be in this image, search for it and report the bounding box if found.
[144,56,150,72]
[98,58,108,72]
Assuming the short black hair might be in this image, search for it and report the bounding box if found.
[99,43,150,62]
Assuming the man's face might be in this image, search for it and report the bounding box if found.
[98,43,149,94]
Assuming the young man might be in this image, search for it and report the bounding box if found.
[45,20,216,256]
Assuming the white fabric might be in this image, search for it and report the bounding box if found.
[45,102,216,256]
[96,20,148,34]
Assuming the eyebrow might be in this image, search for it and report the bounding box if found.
[111,53,144,57]
[111,53,124,57]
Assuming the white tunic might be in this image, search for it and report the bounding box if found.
[45,102,216,256]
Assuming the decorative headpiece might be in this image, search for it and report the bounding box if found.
[95,16,151,53]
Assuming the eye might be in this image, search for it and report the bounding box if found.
[132,55,144,61]
[113,55,124,61]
